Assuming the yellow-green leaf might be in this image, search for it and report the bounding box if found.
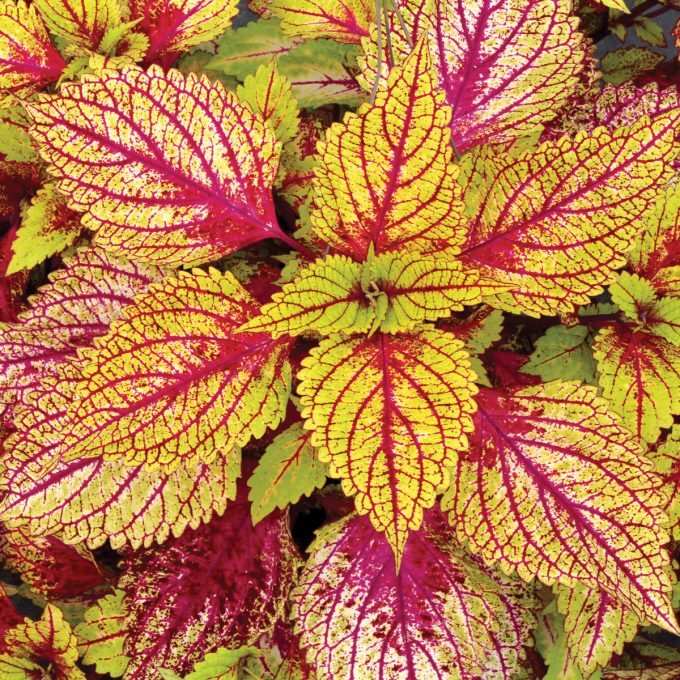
[601,47,664,85]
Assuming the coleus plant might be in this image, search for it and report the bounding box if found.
[0,0,677,678]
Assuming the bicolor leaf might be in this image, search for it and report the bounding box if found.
[291,511,537,680]
[159,646,259,679]
[75,590,129,678]
[58,269,292,470]
[593,326,679,444]
[649,426,680,540]
[601,47,664,85]
[0,0,66,100]
[248,420,327,524]
[361,0,588,152]
[120,480,300,679]
[442,380,678,630]
[459,113,679,316]
[310,38,465,260]
[7,182,82,274]
[298,327,476,562]
[0,106,39,162]
[27,66,286,267]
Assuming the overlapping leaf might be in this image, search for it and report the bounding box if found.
[0,0,66,100]
[442,380,678,630]
[119,480,299,679]
[593,326,679,444]
[649,426,680,540]
[292,511,537,680]
[361,0,588,152]
[129,0,239,65]
[27,66,285,267]
[299,327,476,561]
[459,113,679,316]
[0,246,167,425]
[310,38,465,260]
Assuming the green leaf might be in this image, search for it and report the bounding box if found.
[159,646,259,679]
[633,16,666,48]
[601,47,664,85]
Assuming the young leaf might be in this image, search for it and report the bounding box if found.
[291,511,538,680]
[0,359,242,549]
[27,66,285,267]
[557,583,639,677]
[75,590,130,678]
[594,326,679,444]
[0,604,84,679]
[7,182,82,274]
[0,246,167,425]
[522,325,597,384]
[236,60,300,146]
[119,481,300,679]
[56,269,292,470]
[310,37,465,260]
[129,0,239,65]
[33,0,121,50]
[361,0,589,152]
[459,113,679,316]
[248,420,327,524]
[298,328,476,562]
[442,381,678,631]
[0,0,66,100]
[267,0,373,43]
[601,47,664,85]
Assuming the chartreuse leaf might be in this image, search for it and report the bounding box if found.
[0,106,39,162]
[0,604,84,679]
[240,253,496,337]
[56,269,291,470]
[159,646,259,679]
[248,420,327,524]
[557,583,639,677]
[649,426,680,540]
[291,511,538,680]
[27,66,284,267]
[593,326,679,444]
[33,0,121,50]
[0,359,242,549]
[119,480,299,679]
[459,112,679,316]
[361,0,588,152]
[628,183,679,295]
[442,381,678,631]
[266,0,373,43]
[310,38,465,260]
[601,0,630,11]
[128,0,239,63]
[522,325,597,384]
[299,328,476,563]
[601,47,664,85]
[7,183,82,274]
[0,0,66,100]
[237,60,299,145]
[610,271,680,345]
[75,590,129,677]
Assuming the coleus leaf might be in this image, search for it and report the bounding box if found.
[129,0,239,67]
[0,106,40,163]
[240,252,495,337]
[0,0,66,100]
[236,60,300,146]
[298,327,476,562]
[441,380,678,631]
[159,646,259,680]
[0,246,167,425]
[248,419,327,524]
[27,66,288,267]
[0,604,84,679]
[75,590,129,678]
[521,325,597,385]
[593,326,679,444]
[601,47,664,86]
[310,37,465,260]
[119,478,300,679]
[0,160,41,219]
[33,0,121,51]
[0,360,241,549]
[291,511,538,680]
[649,426,680,540]
[0,585,22,651]
[57,268,292,470]
[603,663,680,679]
[459,112,679,316]
[557,583,639,677]
[7,182,82,274]
[361,0,589,152]
[266,0,373,43]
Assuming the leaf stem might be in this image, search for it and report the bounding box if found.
[371,0,383,104]
[390,0,413,48]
